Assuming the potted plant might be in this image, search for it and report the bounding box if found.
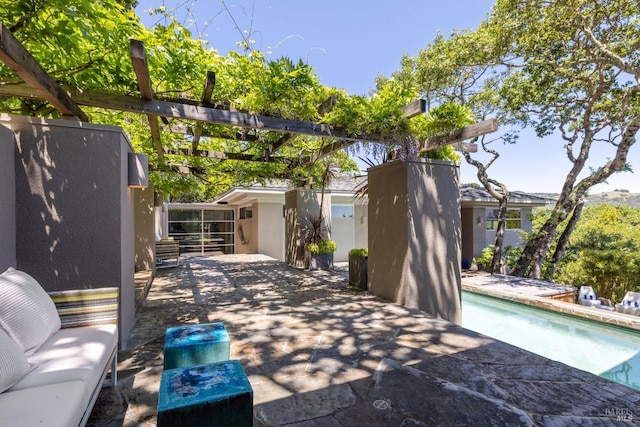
[307,239,337,270]
[348,248,368,289]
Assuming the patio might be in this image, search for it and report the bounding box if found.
[89,255,640,426]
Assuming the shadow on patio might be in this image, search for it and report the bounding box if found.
[89,255,640,426]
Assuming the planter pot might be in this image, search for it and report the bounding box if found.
[349,255,368,290]
[309,253,334,270]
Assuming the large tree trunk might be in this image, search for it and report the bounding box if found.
[512,117,640,278]
[464,148,509,274]
[547,198,584,281]
[491,197,508,273]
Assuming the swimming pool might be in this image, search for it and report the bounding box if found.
[461,290,640,391]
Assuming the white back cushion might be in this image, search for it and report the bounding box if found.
[0,328,32,393]
[0,268,61,355]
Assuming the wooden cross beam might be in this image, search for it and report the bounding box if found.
[402,99,426,119]
[0,22,87,121]
[165,147,308,164]
[166,124,259,142]
[130,39,164,162]
[419,118,498,152]
[192,71,215,152]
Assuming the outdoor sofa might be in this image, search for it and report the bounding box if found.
[0,267,118,427]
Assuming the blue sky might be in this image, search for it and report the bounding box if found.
[136,0,640,193]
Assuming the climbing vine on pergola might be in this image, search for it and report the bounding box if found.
[0,4,495,199]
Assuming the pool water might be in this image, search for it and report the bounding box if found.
[461,290,640,391]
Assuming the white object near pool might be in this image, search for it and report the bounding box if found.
[462,290,640,391]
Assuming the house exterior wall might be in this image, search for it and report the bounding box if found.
[0,125,16,271]
[237,203,258,255]
[2,114,136,348]
[257,202,285,261]
[354,203,368,251]
[460,207,475,268]
[368,160,462,324]
[484,206,533,251]
[134,184,155,272]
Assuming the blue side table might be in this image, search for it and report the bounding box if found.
[157,360,253,427]
[164,322,230,370]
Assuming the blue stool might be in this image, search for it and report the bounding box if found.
[164,322,230,370]
[157,360,253,427]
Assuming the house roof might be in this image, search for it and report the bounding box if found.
[459,185,555,207]
[214,176,554,207]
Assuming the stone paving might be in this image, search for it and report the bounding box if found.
[88,254,640,426]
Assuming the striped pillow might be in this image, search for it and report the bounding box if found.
[49,288,119,328]
[0,268,61,355]
[0,328,32,393]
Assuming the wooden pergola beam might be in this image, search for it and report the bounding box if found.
[0,23,87,121]
[420,118,498,152]
[402,99,426,119]
[268,133,294,153]
[167,124,271,143]
[192,71,216,152]
[165,147,308,164]
[61,87,383,142]
[129,39,164,161]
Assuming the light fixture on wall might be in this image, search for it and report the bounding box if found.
[154,191,164,207]
[477,216,482,226]
[128,153,148,188]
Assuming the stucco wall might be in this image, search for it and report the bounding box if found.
[134,184,155,272]
[368,160,462,324]
[460,207,474,267]
[332,216,354,262]
[257,202,285,261]
[354,203,368,251]
[285,189,330,268]
[0,125,16,271]
[2,114,136,348]
[237,203,259,255]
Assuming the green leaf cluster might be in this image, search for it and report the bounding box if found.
[1,2,471,199]
[553,205,640,302]
[307,239,337,255]
[348,248,368,257]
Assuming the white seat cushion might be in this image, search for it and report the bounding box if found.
[0,268,61,355]
[10,324,118,393]
[0,381,87,427]
[0,329,32,393]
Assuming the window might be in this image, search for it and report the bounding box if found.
[239,207,252,219]
[485,208,521,230]
[331,205,354,218]
[168,208,235,254]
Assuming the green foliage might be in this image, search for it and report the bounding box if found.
[0,2,473,199]
[298,215,330,246]
[307,239,337,255]
[476,244,523,271]
[422,102,475,136]
[554,205,640,302]
[348,248,368,257]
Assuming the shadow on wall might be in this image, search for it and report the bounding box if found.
[285,189,323,269]
[368,160,461,324]
[406,162,461,321]
[13,122,123,291]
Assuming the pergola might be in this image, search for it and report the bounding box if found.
[0,22,497,182]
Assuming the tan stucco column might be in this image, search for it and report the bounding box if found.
[367,159,462,324]
[284,189,331,268]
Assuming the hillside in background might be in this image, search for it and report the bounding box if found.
[530,191,640,209]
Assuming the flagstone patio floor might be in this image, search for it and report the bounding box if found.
[88,254,640,426]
